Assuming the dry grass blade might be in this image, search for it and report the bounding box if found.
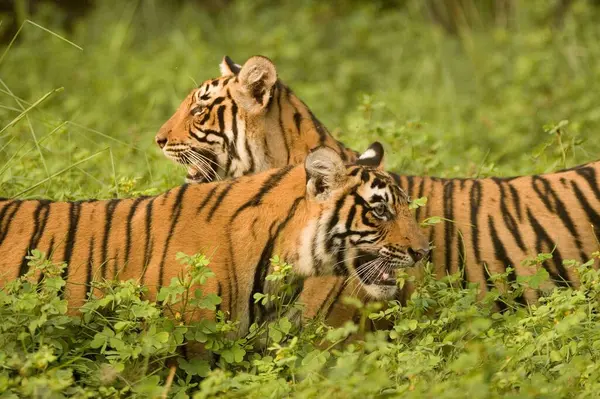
[0,88,64,136]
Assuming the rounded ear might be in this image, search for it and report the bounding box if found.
[220,55,241,76]
[236,55,278,113]
[356,142,385,170]
[305,147,347,199]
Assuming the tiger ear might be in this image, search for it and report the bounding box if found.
[220,55,241,76]
[305,147,347,199]
[356,142,385,170]
[236,55,277,113]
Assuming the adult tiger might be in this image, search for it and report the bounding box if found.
[0,144,429,336]
[156,55,600,310]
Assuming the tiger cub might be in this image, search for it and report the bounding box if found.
[0,144,428,337]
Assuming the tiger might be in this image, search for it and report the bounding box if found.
[0,143,429,338]
[156,55,600,313]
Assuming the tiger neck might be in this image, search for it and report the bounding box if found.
[273,205,338,279]
[262,82,358,170]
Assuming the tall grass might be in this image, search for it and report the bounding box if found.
[1,0,599,200]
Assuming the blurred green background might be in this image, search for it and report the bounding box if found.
[1,0,599,200]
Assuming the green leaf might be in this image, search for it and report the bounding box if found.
[301,349,329,371]
[409,196,428,210]
[278,317,292,334]
[421,216,442,227]
[178,358,211,377]
[154,331,169,344]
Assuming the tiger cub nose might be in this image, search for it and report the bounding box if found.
[156,137,167,149]
[408,247,430,262]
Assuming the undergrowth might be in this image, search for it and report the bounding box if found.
[3,250,600,397]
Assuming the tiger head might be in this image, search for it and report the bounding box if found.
[300,142,429,299]
[156,55,352,183]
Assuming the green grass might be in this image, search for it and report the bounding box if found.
[1,0,600,397]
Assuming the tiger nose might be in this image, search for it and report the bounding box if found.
[408,247,430,262]
[156,137,167,149]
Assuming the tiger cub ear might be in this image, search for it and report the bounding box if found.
[220,55,242,76]
[235,55,278,113]
[305,146,347,199]
[356,142,385,170]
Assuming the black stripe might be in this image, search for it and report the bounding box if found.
[161,188,173,205]
[457,228,468,288]
[571,181,600,234]
[86,236,95,297]
[213,281,223,316]
[300,100,328,145]
[196,128,227,140]
[38,237,56,284]
[443,180,455,274]
[575,167,600,200]
[189,131,204,143]
[141,197,157,283]
[276,86,291,164]
[158,184,190,287]
[532,175,583,251]
[336,141,349,162]
[249,196,304,325]
[507,183,523,222]
[293,112,302,135]
[19,200,51,276]
[414,177,426,222]
[335,205,357,276]
[113,249,120,279]
[324,280,347,320]
[0,200,23,246]
[217,105,225,133]
[61,202,82,289]
[100,199,120,279]
[526,207,570,287]
[0,200,15,228]
[487,215,514,277]
[207,181,237,223]
[285,277,305,308]
[124,197,146,268]
[230,166,294,222]
[196,185,219,214]
[493,179,526,252]
[405,175,414,199]
[469,180,482,263]
[325,195,349,253]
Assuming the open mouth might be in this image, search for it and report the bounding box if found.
[355,251,397,286]
[185,166,212,183]
[177,149,219,183]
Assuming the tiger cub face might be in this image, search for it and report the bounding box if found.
[304,143,430,299]
[156,55,278,183]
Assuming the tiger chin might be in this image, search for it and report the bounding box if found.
[0,143,428,341]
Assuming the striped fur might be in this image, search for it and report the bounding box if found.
[156,55,599,323]
[0,146,428,337]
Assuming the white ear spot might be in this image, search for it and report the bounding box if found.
[220,55,242,76]
[359,148,376,160]
[356,142,384,168]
